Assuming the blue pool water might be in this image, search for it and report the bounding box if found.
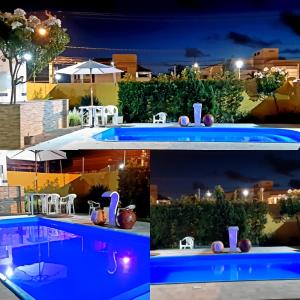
[0,217,149,299]
[94,127,300,143]
[151,253,300,284]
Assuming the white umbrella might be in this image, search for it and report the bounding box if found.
[56,59,123,106]
[7,150,67,191]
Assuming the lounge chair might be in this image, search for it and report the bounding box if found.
[179,236,194,249]
[153,112,167,124]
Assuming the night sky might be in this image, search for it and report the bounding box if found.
[151,151,300,199]
[3,1,300,73]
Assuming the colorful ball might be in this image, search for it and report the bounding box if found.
[211,241,224,253]
[238,239,252,252]
[178,116,190,127]
[203,114,214,127]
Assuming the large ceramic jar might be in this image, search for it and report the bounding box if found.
[117,208,137,229]
[91,209,106,225]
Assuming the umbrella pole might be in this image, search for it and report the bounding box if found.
[90,67,95,127]
[35,151,38,192]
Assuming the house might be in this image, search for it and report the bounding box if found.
[0,52,27,103]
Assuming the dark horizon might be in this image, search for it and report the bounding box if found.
[151,151,300,199]
[3,1,300,73]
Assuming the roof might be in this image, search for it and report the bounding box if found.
[137,64,151,72]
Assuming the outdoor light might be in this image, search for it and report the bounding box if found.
[235,59,244,80]
[193,62,199,68]
[242,189,249,197]
[5,267,13,278]
[119,163,125,170]
[55,73,62,81]
[206,191,212,197]
[111,61,115,67]
[38,27,47,36]
[23,53,32,61]
[235,60,244,69]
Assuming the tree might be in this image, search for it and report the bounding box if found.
[118,160,150,218]
[0,9,70,104]
[253,67,288,113]
[279,194,300,238]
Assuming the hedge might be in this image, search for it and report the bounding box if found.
[150,201,268,250]
[118,73,245,123]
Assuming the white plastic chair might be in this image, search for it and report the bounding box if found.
[94,106,104,126]
[48,194,60,214]
[41,194,51,214]
[64,194,76,215]
[88,200,101,215]
[153,112,167,124]
[101,191,120,226]
[179,236,194,249]
[103,105,118,125]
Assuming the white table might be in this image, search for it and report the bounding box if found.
[27,193,48,215]
[79,106,104,127]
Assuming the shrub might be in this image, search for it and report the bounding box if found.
[76,95,102,108]
[118,70,245,123]
[68,108,81,126]
[150,200,267,250]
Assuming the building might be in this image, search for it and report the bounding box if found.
[201,48,300,80]
[225,180,289,204]
[0,52,27,103]
[0,151,8,186]
[46,54,152,83]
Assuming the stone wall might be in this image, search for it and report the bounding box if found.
[0,186,24,214]
[0,99,68,149]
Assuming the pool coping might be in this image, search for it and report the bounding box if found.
[0,216,150,300]
[26,123,300,150]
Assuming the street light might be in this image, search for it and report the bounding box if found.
[38,27,47,36]
[55,73,62,82]
[235,59,244,80]
[242,189,249,200]
[206,191,212,198]
[23,53,32,61]
[193,62,199,68]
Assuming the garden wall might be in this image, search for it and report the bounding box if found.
[0,99,68,149]
[27,82,119,108]
[0,186,24,215]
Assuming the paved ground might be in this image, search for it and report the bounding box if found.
[151,280,300,300]
[26,123,300,150]
[0,282,19,300]
[151,246,300,300]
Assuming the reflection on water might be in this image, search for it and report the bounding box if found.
[0,221,148,300]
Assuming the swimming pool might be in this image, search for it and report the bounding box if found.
[94,127,300,143]
[151,253,300,284]
[0,217,149,300]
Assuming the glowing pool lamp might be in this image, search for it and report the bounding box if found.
[5,266,13,278]
[121,256,130,264]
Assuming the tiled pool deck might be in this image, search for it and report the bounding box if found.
[151,246,300,300]
[27,123,300,150]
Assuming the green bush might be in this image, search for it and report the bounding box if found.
[150,200,267,250]
[118,70,244,123]
[76,95,102,108]
[68,108,81,126]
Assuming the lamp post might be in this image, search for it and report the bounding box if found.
[235,60,244,80]
[242,189,249,201]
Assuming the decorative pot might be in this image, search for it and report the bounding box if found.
[238,239,252,252]
[203,114,214,127]
[91,208,106,225]
[178,116,190,127]
[117,209,137,229]
[211,241,224,253]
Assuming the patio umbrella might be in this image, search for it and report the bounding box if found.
[7,150,67,191]
[56,59,123,106]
